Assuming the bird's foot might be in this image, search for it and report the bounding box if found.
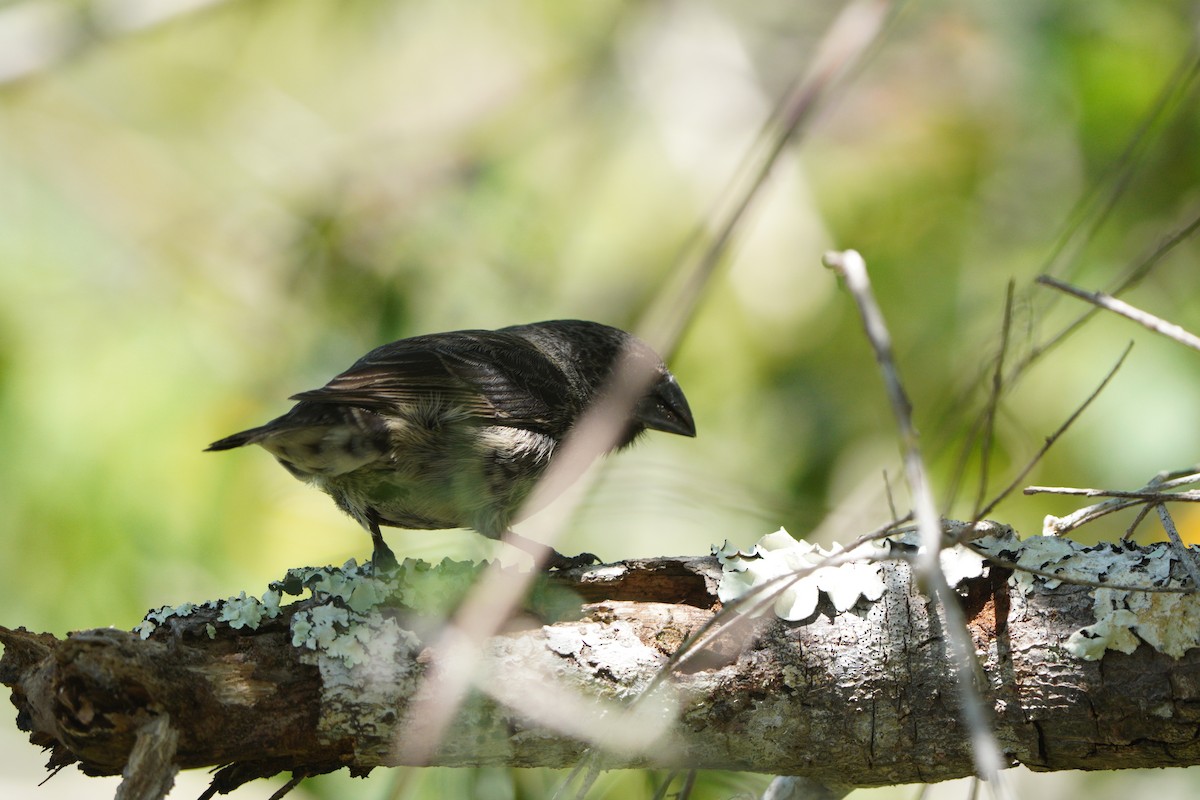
[501,530,600,571]
[370,542,399,574]
[544,548,600,572]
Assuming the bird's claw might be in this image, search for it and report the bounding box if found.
[545,549,600,571]
[370,544,400,574]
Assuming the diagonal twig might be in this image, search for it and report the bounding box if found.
[972,280,1016,518]
[1037,41,1200,285]
[1154,503,1200,589]
[639,0,899,361]
[975,341,1133,521]
[1036,274,1200,353]
[822,249,1011,800]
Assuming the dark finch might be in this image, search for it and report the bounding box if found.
[207,320,695,570]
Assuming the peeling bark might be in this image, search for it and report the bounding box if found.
[3,545,1200,797]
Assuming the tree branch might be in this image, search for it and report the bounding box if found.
[4,535,1200,798]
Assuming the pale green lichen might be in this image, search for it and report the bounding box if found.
[134,584,284,639]
[131,557,496,687]
[218,591,276,630]
[1065,599,1140,660]
[135,601,200,639]
[292,604,352,650]
[274,558,484,618]
[282,559,480,671]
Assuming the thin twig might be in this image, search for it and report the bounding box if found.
[1125,468,1200,540]
[975,342,1134,521]
[265,775,304,800]
[1008,205,1200,392]
[1037,275,1200,353]
[649,771,680,800]
[1030,471,1200,536]
[676,769,697,800]
[883,469,900,522]
[973,280,1016,518]
[1038,39,1200,284]
[552,761,591,800]
[936,45,1200,502]
[938,204,1200,518]
[1026,486,1200,501]
[555,755,603,800]
[639,0,898,360]
[1122,503,1157,541]
[822,249,1011,800]
[1154,504,1200,589]
[821,252,934,565]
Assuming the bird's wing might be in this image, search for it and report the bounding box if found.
[289,331,572,431]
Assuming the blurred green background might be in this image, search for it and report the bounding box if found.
[3,0,1200,797]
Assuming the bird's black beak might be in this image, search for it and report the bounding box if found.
[635,373,696,438]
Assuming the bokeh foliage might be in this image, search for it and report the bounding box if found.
[3,0,1200,797]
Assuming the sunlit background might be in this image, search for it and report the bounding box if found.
[3,0,1200,798]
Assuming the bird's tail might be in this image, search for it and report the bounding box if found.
[205,426,273,451]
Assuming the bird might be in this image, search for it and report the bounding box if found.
[206,320,696,570]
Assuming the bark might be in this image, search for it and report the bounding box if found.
[3,534,1200,797]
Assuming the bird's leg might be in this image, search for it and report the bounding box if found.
[502,530,599,571]
[367,517,399,572]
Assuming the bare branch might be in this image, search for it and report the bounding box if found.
[1026,486,1200,501]
[10,540,1200,794]
[1037,275,1200,353]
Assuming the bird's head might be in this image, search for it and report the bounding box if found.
[507,320,696,448]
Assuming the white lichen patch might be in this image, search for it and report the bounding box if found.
[973,533,1200,661]
[1127,591,1200,657]
[1064,594,1140,660]
[714,526,998,621]
[1071,586,1200,660]
[714,528,888,621]
[716,525,1200,663]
